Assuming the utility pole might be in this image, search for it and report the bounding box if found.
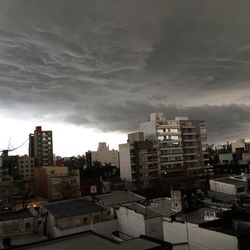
[185,217,190,250]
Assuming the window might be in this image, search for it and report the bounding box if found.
[83,218,88,225]
[93,215,100,223]
[237,187,246,193]
[25,222,31,231]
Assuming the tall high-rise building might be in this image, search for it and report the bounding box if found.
[139,113,208,187]
[29,126,53,167]
[119,132,159,190]
[120,113,209,191]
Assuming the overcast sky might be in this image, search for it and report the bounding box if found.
[1,0,250,156]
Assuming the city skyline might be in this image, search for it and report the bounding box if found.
[1,0,250,156]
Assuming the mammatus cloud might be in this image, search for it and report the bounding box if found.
[1,0,250,143]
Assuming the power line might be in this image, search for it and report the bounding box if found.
[0,138,29,153]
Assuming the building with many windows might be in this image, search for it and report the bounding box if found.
[120,113,209,190]
[139,113,208,187]
[29,126,53,167]
[119,132,159,190]
[17,156,35,180]
[0,152,18,179]
[91,142,119,167]
[34,166,81,201]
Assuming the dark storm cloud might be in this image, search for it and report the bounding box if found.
[1,0,250,143]
[67,102,250,143]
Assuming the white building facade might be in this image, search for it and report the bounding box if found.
[91,143,119,167]
[139,113,208,187]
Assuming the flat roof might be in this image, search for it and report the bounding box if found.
[122,203,159,219]
[96,191,145,206]
[206,190,236,203]
[147,197,175,217]
[43,199,105,219]
[177,207,222,225]
[14,231,167,250]
[212,177,247,187]
[0,210,33,222]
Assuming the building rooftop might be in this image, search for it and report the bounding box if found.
[176,207,223,225]
[13,231,169,250]
[43,199,105,219]
[96,191,145,206]
[147,197,175,217]
[0,209,33,222]
[206,190,236,203]
[122,203,159,219]
[0,234,47,249]
[212,176,247,187]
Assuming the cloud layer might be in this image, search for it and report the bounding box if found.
[1,0,250,143]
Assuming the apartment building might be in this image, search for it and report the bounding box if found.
[119,132,159,190]
[0,175,13,211]
[91,142,119,167]
[0,152,19,179]
[17,156,35,180]
[34,166,81,201]
[29,126,53,167]
[139,113,208,189]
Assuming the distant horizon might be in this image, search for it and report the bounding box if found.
[2,119,248,158]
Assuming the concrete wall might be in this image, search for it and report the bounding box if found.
[139,120,157,140]
[0,217,34,236]
[209,180,237,195]
[116,206,163,239]
[163,220,238,250]
[45,209,108,238]
[145,217,163,239]
[53,219,118,238]
[232,139,246,153]
[242,153,250,161]
[119,144,132,182]
[116,206,146,237]
[56,211,107,230]
[219,154,233,164]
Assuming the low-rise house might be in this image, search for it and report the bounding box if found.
[210,175,249,196]
[0,210,34,236]
[40,199,111,238]
[80,179,103,196]
[96,191,145,218]
[96,191,145,207]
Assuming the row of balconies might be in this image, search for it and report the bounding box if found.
[160,160,184,165]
